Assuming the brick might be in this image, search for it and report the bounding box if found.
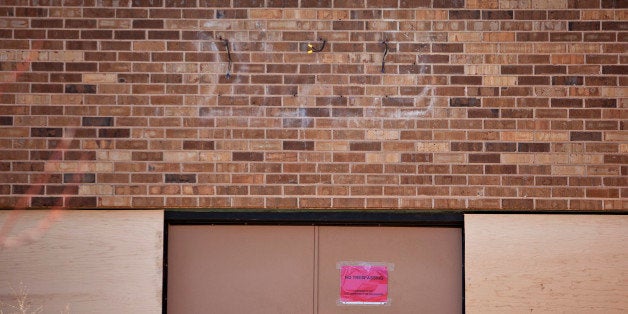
[571,131,602,141]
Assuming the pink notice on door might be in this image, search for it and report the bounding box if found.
[339,264,389,305]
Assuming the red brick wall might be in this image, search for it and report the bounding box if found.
[0,0,626,210]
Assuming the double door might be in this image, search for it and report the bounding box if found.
[167,225,462,313]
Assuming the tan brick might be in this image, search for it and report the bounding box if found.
[83,73,116,83]
[416,10,447,20]
[535,154,569,164]
[98,19,130,29]
[199,152,231,162]
[416,142,449,153]
[448,32,482,42]
[163,151,198,162]
[534,132,569,141]
[366,130,399,140]
[133,41,166,51]
[552,165,585,176]
[79,185,113,195]
[284,9,317,19]
[250,9,283,19]
[570,154,603,164]
[531,0,566,8]
[581,10,615,21]
[484,76,518,86]
[465,65,500,75]
[316,141,349,151]
[501,153,534,164]
[100,196,131,207]
[433,153,465,163]
[499,0,531,9]
[365,153,400,163]
[501,131,534,141]
[48,51,83,62]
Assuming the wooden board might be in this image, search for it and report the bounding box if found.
[317,226,462,314]
[0,210,163,313]
[167,225,315,314]
[465,214,628,313]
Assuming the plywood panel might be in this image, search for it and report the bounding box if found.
[465,214,628,313]
[0,209,163,314]
[317,226,462,314]
[167,225,315,314]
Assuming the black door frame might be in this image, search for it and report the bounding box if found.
[163,210,465,314]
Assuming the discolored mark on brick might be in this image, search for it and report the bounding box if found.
[65,84,96,93]
[165,174,197,183]
[98,129,130,138]
[450,98,480,107]
[82,117,113,126]
[31,128,63,137]
[63,173,96,183]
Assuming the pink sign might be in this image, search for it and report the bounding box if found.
[340,264,388,304]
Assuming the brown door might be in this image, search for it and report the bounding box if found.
[167,225,462,313]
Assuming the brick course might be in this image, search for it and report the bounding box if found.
[0,1,625,210]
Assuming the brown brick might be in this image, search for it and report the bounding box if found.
[283,141,314,151]
[550,32,582,42]
[451,142,483,151]
[486,143,517,152]
[450,10,481,19]
[63,173,95,184]
[165,174,196,183]
[31,197,63,207]
[571,131,602,141]
[133,19,164,29]
[97,129,130,138]
[568,0,600,8]
[232,152,264,161]
[133,0,163,7]
[469,153,501,163]
[450,97,481,107]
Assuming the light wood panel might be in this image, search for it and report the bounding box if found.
[465,214,628,314]
[167,225,315,314]
[317,226,462,314]
[0,210,163,314]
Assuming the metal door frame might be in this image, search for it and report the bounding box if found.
[163,210,464,314]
